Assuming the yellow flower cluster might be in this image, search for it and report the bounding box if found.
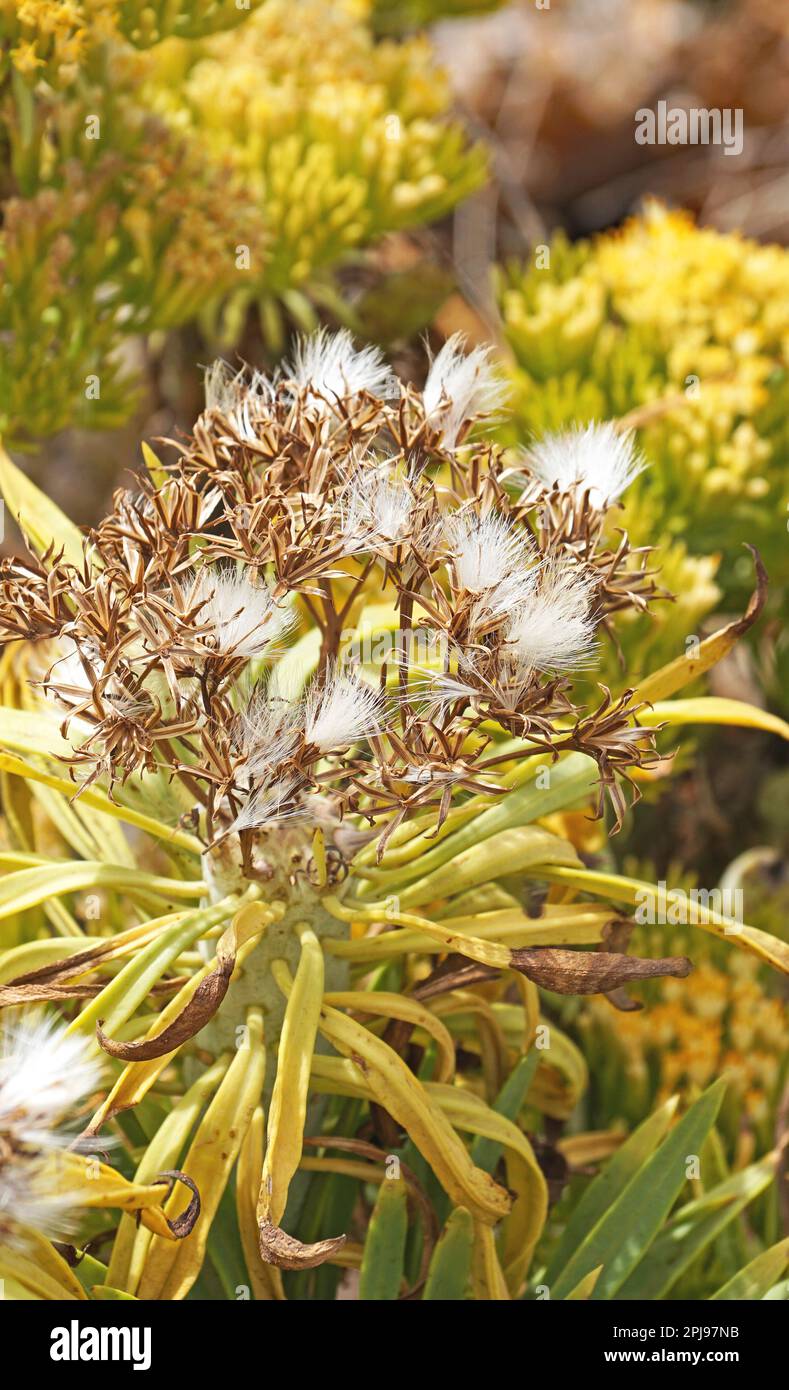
[0,0,263,85]
[497,202,789,687]
[0,0,483,442]
[150,0,486,294]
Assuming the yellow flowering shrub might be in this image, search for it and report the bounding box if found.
[0,0,483,443]
[497,202,789,693]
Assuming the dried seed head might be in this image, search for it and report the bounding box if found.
[0,329,667,840]
[285,328,399,411]
[423,333,507,448]
[525,422,645,508]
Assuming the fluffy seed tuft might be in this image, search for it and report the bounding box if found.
[423,334,508,448]
[525,422,645,508]
[286,329,399,411]
[304,666,386,752]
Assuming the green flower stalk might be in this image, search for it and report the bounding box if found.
[0,332,787,1300]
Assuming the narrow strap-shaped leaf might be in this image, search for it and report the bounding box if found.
[137,1006,266,1300]
[532,865,789,975]
[629,551,766,706]
[0,859,204,924]
[359,1178,409,1300]
[317,1004,511,1223]
[564,1265,603,1300]
[429,1082,547,1293]
[544,1095,679,1284]
[0,442,86,566]
[470,1051,541,1173]
[640,697,789,741]
[260,926,325,1227]
[710,1237,789,1300]
[616,1153,778,1300]
[356,754,597,893]
[423,1207,474,1300]
[106,1055,231,1295]
[550,1079,727,1300]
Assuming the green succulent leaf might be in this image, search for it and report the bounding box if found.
[359,1178,409,1301]
[710,1238,789,1301]
[423,1207,474,1301]
[549,1079,727,1301]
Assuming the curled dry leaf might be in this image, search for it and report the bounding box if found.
[95,942,236,1061]
[0,981,106,1005]
[509,946,692,995]
[155,1170,202,1239]
[258,1219,346,1270]
[0,978,186,1007]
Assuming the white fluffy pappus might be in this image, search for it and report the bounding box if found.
[504,561,599,675]
[226,772,302,836]
[411,665,478,717]
[525,422,646,508]
[193,567,295,661]
[340,462,414,550]
[235,688,302,780]
[45,637,102,704]
[444,510,531,594]
[0,1011,103,1244]
[423,334,508,449]
[286,329,399,411]
[304,666,386,752]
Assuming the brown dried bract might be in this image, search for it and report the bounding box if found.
[258,1219,346,1270]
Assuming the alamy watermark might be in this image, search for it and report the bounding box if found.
[339,626,448,668]
[634,880,743,932]
[635,101,744,157]
[50,1321,151,1371]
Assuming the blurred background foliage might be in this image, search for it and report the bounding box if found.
[497,203,789,701]
[0,0,484,445]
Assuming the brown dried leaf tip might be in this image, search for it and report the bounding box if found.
[258,1219,346,1271]
[510,946,692,995]
[155,1170,201,1240]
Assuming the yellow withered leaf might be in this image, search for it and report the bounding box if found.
[137,1006,265,1301]
[237,1107,286,1300]
[107,1055,231,1296]
[429,1083,548,1294]
[534,865,789,976]
[629,549,766,706]
[260,927,325,1227]
[640,696,789,742]
[0,748,202,854]
[317,1002,511,1224]
[323,989,457,1084]
[50,1153,176,1238]
[471,1222,511,1301]
[0,443,86,567]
